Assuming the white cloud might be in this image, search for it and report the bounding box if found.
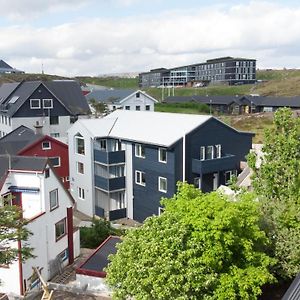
[1,1,300,76]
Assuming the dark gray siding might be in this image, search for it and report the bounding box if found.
[132,144,176,222]
[13,84,70,118]
[185,118,253,190]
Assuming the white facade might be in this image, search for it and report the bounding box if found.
[107,90,157,112]
[0,165,78,296]
[68,125,95,217]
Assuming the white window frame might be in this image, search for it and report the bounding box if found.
[30,99,41,109]
[75,135,85,155]
[200,146,206,160]
[158,148,167,163]
[135,144,145,158]
[158,176,167,193]
[207,145,214,159]
[43,99,53,109]
[50,133,60,138]
[49,156,61,167]
[78,187,85,200]
[135,170,146,186]
[225,170,237,185]
[99,139,107,151]
[77,162,84,174]
[158,207,165,215]
[42,141,51,150]
[216,144,221,158]
[49,189,58,211]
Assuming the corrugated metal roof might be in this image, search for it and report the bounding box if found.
[76,110,212,147]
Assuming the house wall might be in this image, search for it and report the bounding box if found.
[185,117,253,191]
[0,114,12,137]
[116,92,155,111]
[132,144,176,222]
[68,124,94,217]
[19,138,70,189]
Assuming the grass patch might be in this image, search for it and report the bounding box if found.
[155,102,210,114]
[77,76,139,89]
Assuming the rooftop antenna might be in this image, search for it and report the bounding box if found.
[6,151,11,170]
[42,62,44,75]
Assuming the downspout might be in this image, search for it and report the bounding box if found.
[17,192,24,295]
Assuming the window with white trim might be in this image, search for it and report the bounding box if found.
[55,218,66,241]
[50,133,60,138]
[43,99,53,109]
[99,139,107,151]
[216,144,221,158]
[135,144,145,158]
[207,146,214,159]
[49,189,58,211]
[77,162,84,174]
[30,99,41,109]
[42,141,51,150]
[49,156,60,167]
[200,146,205,160]
[225,170,237,185]
[75,135,85,155]
[135,170,146,186]
[158,177,167,193]
[158,148,167,163]
[58,249,68,262]
[78,187,85,200]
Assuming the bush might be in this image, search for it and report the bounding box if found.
[80,218,123,248]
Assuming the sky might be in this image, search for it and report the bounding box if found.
[1,0,300,76]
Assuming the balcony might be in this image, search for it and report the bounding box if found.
[192,154,238,175]
[94,149,125,165]
[94,175,125,191]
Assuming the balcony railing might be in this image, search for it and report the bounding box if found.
[192,154,238,175]
[94,149,125,165]
[94,175,125,191]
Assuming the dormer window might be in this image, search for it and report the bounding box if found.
[30,99,41,109]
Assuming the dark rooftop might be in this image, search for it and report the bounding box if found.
[86,89,136,104]
[76,236,121,278]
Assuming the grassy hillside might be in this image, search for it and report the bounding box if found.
[77,76,139,89]
[0,73,70,84]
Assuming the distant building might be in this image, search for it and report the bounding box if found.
[0,59,24,74]
[0,80,90,142]
[86,89,158,112]
[139,57,256,87]
[68,110,253,222]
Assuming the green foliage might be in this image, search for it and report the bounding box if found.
[0,202,33,265]
[106,183,274,300]
[78,76,139,89]
[80,218,123,249]
[155,102,210,114]
[248,108,300,278]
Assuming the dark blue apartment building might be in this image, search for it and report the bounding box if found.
[69,111,253,223]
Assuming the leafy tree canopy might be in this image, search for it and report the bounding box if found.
[0,198,33,265]
[247,108,300,278]
[106,183,274,300]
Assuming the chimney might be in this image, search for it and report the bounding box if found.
[34,121,43,135]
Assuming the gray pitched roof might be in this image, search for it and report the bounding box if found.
[86,89,136,104]
[0,60,13,69]
[283,273,300,300]
[0,155,48,182]
[0,80,90,116]
[165,95,240,105]
[0,125,42,155]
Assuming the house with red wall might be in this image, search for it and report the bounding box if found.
[0,125,70,189]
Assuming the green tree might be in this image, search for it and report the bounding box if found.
[0,199,33,265]
[89,98,108,116]
[247,108,300,278]
[106,183,274,300]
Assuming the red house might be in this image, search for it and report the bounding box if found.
[18,135,70,189]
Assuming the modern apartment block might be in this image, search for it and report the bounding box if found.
[139,57,256,87]
[68,110,253,223]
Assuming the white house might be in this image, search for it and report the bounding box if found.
[86,89,158,112]
[0,155,80,297]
